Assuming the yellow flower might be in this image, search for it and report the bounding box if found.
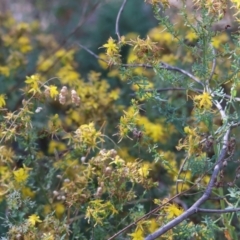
[48,85,59,99]
[137,116,167,143]
[202,175,210,186]
[178,126,201,156]
[17,36,32,53]
[127,49,138,63]
[28,214,42,226]
[0,94,6,108]
[165,203,184,219]
[85,200,118,226]
[128,228,144,240]
[161,53,177,64]
[194,0,227,16]
[54,202,65,218]
[148,218,159,233]
[184,126,197,136]
[185,30,198,42]
[74,122,103,149]
[25,74,41,95]
[16,22,29,32]
[101,37,118,55]
[13,164,32,183]
[55,49,75,64]
[232,0,240,10]
[145,0,170,8]
[48,140,67,154]
[110,155,125,166]
[194,91,212,110]
[98,53,109,69]
[43,205,52,215]
[42,233,55,240]
[37,57,54,72]
[138,163,150,177]
[232,1,240,22]
[118,107,139,141]
[148,26,176,44]
[56,64,81,86]
[3,14,16,28]
[0,66,10,77]
[212,33,228,49]
[21,187,35,199]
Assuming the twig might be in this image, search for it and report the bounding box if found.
[230,122,240,128]
[77,44,152,68]
[223,94,240,102]
[214,99,226,119]
[115,0,128,41]
[207,44,216,85]
[77,42,204,86]
[160,62,203,86]
[121,63,152,68]
[108,184,197,240]
[78,43,106,62]
[176,156,188,194]
[197,207,240,214]
[134,87,240,102]
[129,87,190,97]
[152,87,187,93]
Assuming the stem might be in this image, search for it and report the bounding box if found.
[214,133,236,239]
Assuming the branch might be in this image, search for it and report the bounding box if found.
[115,0,128,41]
[197,207,240,214]
[107,185,197,240]
[78,43,105,61]
[223,94,240,102]
[131,87,240,105]
[77,43,152,68]
[159,62,204,86]
[230,122,240,129]
[214,99,226,119]
[154,87,186,92]
[77,43,204,86]
[129,87,190,97]
[145,129,230,239]
[207,44,216,84]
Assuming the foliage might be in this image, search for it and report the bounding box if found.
[0,0,240,239]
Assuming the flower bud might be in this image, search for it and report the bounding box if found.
[60,86,68,96]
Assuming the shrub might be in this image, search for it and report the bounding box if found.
[0,0,240,239]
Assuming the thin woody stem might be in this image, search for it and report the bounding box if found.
[77,42,204,86]
[197,208,240,214]
[115,0,128,41]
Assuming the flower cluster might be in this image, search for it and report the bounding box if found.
[59,86,68,104]
[72,122,104,150]
[58,86,80,105]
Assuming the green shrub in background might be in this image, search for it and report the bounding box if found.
[0,0,240,239]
